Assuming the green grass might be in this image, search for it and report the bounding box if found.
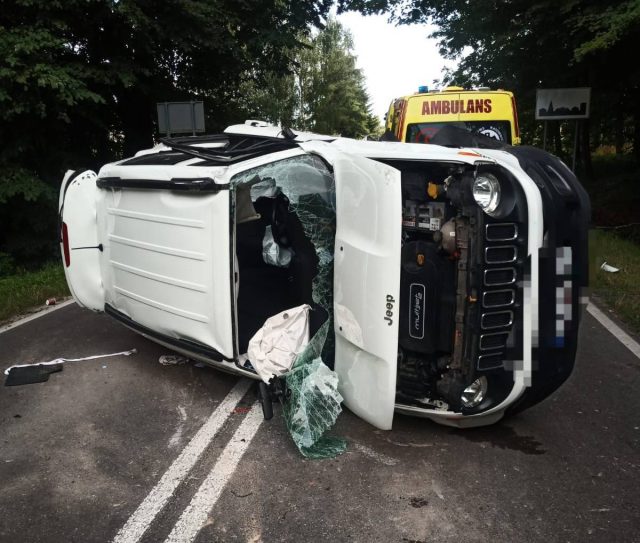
[589,229,640,334]
[0,262,70,324]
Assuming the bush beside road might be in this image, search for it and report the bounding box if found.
[0,261,69,324]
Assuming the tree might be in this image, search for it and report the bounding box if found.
[306,19,380,138]
[0,0,334,268]
[241,19,380,139]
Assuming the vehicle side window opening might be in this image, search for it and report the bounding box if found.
[231,155,344,458]
[231,155,336,356]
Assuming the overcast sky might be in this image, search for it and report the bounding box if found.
[336,12,454,122]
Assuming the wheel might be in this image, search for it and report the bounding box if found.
[257,381,274,420]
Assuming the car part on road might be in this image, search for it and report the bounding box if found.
[3,348,137,386]
[5,363,63,386]
[283,321,346,459]
[256,377,291,421]
[600,261,620,273]
[257,381,274,420]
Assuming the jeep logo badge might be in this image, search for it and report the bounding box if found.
[384,294,395,326]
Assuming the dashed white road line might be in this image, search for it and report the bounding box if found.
[112,379,253,543]
[164,405,264,543]
[0,299,74,334]
[587,303,640,360]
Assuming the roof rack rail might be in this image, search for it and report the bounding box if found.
[119,133,300,167]
[157,133,299,165]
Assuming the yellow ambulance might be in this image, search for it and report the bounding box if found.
[385,86,521,145]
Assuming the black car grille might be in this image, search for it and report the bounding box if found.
[477,222,523,371]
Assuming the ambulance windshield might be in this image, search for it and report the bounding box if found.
[406,121,512,144]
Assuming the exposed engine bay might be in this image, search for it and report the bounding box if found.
[393,162,484,413]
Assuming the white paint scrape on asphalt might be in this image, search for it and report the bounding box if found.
[164,405,264,543]
[112,379,253,543]
[352,442,398,466]
[587,303,640,360]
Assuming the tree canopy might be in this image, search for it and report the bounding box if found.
[241,19,380,138]
[340,0,640,161]
[4,0,635,269]
[0,0,336,268]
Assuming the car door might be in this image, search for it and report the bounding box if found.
[94,169,235,361]
[59,170,105,311]
[60,165,235,361]
[302,143,402,429]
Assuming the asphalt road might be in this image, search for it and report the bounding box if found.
[0,304,638,543]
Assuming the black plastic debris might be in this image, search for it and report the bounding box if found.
[5,364,63,386]
[3,348,136,387]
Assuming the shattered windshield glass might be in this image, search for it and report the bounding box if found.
[232,153,346,458]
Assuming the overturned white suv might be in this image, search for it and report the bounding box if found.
[59,122,589,430]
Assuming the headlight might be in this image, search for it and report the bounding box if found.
[461,376,488,408]
[473,174,501,215]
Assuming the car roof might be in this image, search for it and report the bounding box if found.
[226,123,497,166]
[106,122,499,175]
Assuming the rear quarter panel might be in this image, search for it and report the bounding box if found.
[60,170,104,311]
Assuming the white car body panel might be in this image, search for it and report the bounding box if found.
[224,123,335,142]
[59,170,104,311]
[330,154,402,430]
[95,174,235,360]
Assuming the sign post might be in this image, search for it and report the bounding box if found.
[156,101,205,137]
[535,88,591,170]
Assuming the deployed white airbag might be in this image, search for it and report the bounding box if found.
[248,304,311,383]
[262,225,293,267]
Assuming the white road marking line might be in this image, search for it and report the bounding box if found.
[0,299,75,334]
[164,405,264,543]
[587,303,640,360]
[112,379,253,543]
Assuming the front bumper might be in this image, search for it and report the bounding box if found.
[506,147,590,414]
